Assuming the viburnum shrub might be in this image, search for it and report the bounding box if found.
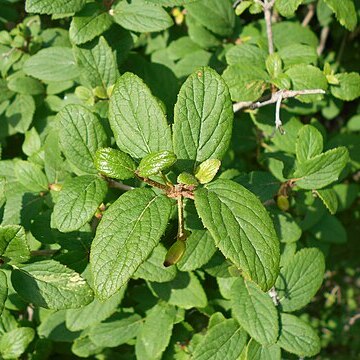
[0,0,359,359]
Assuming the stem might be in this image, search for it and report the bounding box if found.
[31,249,58,256]
[177,196,185,240]
[302,3,315,27]
[317,26,330,56]
[135,173,169,191]
[263,0,275,54]
[107,178,134,191]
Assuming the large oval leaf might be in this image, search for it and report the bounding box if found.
[194,179,280,290]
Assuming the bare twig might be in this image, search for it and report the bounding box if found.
[233,88,326,112]
[263,0,275,54]
[317,26,330,55]
[107,178,134,191]
[302,3,315,27]
[31,249,58,256]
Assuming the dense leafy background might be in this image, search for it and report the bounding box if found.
[0,0,360,359]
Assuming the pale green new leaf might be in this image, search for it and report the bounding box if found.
[70,4,113,45]
[15,160,48,192]
[150,271,207,309]
[323,0,357,31]
[173,67,233,170]
[185,0,235,37]
[113,0,173,33]
[52,175,107,232]
[195,179,280,290]
[0,271,7,315]
[296,125,323,163]
[294,147,349,189]
[90,188,172,299]
[11,260,94,309]
[231,277,279,345]
[109,72,172,159]
[330,73,360,101]
[275,248,325,312]
[57,104,108,174]
[193,319,247,360]
[0,225,30,264]
[316,188,338,214]
[275,0,304,17]
[135,302,177,360]
[0,327,35,360]
[23,47,79,82]
[246,339,281,360]
[25,0,86,14]
[277,313,321,357]
[74,36,119,89]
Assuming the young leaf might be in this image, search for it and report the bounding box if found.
[137,150,177,177]
[90,188,172,299]
[277,313,321,357]
[294,147,349,189]
[270,209,302,243]
[195,159,221,184]
[296,125,323,163]
[173,67,233,170]
[0,271,7,315]
[275,0,303,18]
[246,338,281,360]
[57,104,108,174]
[23,47,79,82]
[330,73,360,101]
[0,327,35,359]
[230,277,279,345]
[109,72,172,159]
[192,319,247,360]
[25,0,86,14]
[11,260,94,309]
[316,188,338,214]
[323,0,357,31]
[275,248,325,312]
[94,147,136,180]
[0,225,30,264]
[112,0,173,33]
[195,179,280,290]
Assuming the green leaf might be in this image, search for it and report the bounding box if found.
[52,175,107,232]
[309,213,347,244]
[173,67,233,170]
[195,159,221,184]
[109,72,172,159]
[193,319,247,360]
[137,150,177,177]
[0,271,7,315]
[145,0,198,5]
[70,4,113,45]
[275,248,325,312]
[23,47,79,82]
[90,188,172,299]
[15,160,48,192]
[135,302,176,360]
[231,277,279,345]
[330,73,360,101]
[0,225,30,264]
[277,313,321,357]
[177,230,216,271]
[270,209,302,243]
[278,44,318,69]
[316,188,338,214]
[134,244,177,282]
[22,128,41,157]
[0,327,35,359]
[5,94,35,133]
[25,0,86,14]
[286,65,328,103]
[89,312,142,348]
[296,125,323,163]
[7,73,44,95]
[195,179,280,291]
[275,0,304,17]
[226,44,267,67]
[66,289,124,331]
[323,0,357,31]
[150,271,207,309]
[185,0,235,37]
[246,339,281,360]
[94,147,136,180]
[71,333,102,358]
[294,147,349,189]
[11,260,94,309]
[74,36,119,90]
[222,63,269,102]
[113,0,173,33]
[57,104,108,174]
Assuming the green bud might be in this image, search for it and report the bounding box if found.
[177,172,198,186]
[195,159,221,184]
[277,195,290,211]
[95,147,136,180]
[326,74,340,85]
[93,86,108,99]
[137,150,177,177]
[163,240,186,267]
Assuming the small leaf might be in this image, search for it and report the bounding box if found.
[90,188,172,299]
[94,147,136,180]
[275,248,325,312]
[278,44,318,69]
[316,188,338,214]
[177,172,199,185]
[226,44,267,68]
[266,53,282,78]
[137,150,177,177]
[0,327,35,359]
[195,179,280,290]
[0,271,8,315]
[277,313,321,357]
[11,260,94,309]
[15,160,48,192]
[246,338,281,360]
[193,319,247,360]
[275,0,304,17]
[323,0,357,31]
[25,0,86,14]
[330,73,360,101]
[195,159,221,184]
[0,225,30,264]
[270,208,302,243]
[296,125,323,163]
[231,277,279,345]
[52,175,107,232]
